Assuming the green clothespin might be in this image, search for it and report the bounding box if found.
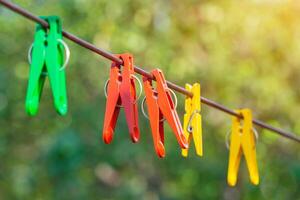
[25,16,69,116]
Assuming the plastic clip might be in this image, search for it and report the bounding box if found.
[182,83,202,157]
[227,109,259,186]
[25,16,69,116]
[103,53,140,144]
[142,69,188,158]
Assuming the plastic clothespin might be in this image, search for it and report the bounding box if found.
[103,53,140,144]
[25,16,68,116]
[142,69,188,158]
[227,109,259,186]
[181,83,202,157]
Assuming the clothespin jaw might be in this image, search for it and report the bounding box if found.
[103,53,140,144]
[142,76,165,158]
[181,83,202,157]
[25,21,47,116]
[151,69,188,149]
[227,109,259,186]
[25,16,68,116]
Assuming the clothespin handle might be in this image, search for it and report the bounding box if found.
[142,76,165,157]
[102,58,122,144]
[119,53,140,143]
[45,16,68,115]
[240,109,259,185]
[25,21,47,116]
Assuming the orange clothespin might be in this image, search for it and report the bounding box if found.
[142,69,188,158]
[102,53,141,144]
[227,109,259,186]
[181,83,202,157]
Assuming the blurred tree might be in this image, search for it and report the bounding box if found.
[0,0,299,199]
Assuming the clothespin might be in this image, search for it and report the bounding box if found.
[103,53,140,144]
[142,69,188,158]
[25,16,69,116]
[181,83,202,157]
[227,109,259,186]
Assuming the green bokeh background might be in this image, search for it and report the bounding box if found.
[0,0,300,199]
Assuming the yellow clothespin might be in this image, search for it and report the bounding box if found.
[181,83,203,157]
[227,109,259,186]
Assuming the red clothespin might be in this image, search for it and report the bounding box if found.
[103,53,140,144]
[142,69,188,157]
